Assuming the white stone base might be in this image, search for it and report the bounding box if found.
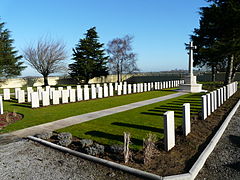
[179,83,203,93]
[179,74,203,93]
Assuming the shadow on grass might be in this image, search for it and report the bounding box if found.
[111,122,164,133]
[85,131,142,146]
[10,103,31,108]
[141,94,202,117]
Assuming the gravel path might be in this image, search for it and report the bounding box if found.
[0,139,143,180]
[196,107,240,180]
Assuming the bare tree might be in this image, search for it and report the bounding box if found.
[23,38,67,86]
[107,35,139,82]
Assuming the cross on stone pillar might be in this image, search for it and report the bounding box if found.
[186,41,197,76]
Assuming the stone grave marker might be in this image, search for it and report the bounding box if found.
[0,96,3,114]
[128,84,132,94]
[62,90,69,103]
[104,84,109,97]
[202,95,207,120]
[77,87,83,101]
[70,89,76,102]
[18,90,25,103]
[98,86,103,98]
[133,84,137,93]
[14,87,21,99]
[31,92,39,108]
[3,89,10,100]
[91,84,96,99]
[183,103,191,136]
[164,111,175,151]
[52,90,60,105]
[42,91,50,106]
[109,83,114,96]
[84,86,89,100]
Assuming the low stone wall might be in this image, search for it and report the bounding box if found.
[0,75,134,89]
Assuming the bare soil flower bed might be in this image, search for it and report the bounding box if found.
[44,91,240,177]
[0,112,23,130]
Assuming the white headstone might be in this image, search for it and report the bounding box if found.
[137,83,141,93]
[3,89,10,100]
[183,103,191,136]
[144,83,147,92]
[0,96,3,114]
[91,85,96,99]
[133,84,137,93]
[147,83,151,91]
[123,83,127,95]
[217,89,221,107]
[18,90,25,103]
[50,88,55,100]
[37,87,43,101]
[117,85,122,96]
[164,111,175,151]
[141,83,144,92]
[220,88,224,105]
[206,93,211,116]
[58,87,63,98]
[42,91,50,106]
[104,84,109,97]
[98,87,103,98]
[210,92,214,112]
[213,90,217,110]
[69,89,76,102]
[62,90,69,104]
[202,95,207,120]
[52,90,60,105]
[77,87,83,101]
[14,88,21,99]
[84,86,89,100]
[151,82,154,90]
[31,92,40,108]
[114,82,118,91]
[128,84,132,94]
[27,88,33,102]
[223,86,227,102]
[154,82,158,90]
[109,83,114,96]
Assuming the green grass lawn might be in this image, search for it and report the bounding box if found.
[0,90,176,133]
[57,92,204,150]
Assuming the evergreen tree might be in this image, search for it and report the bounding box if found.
[0,20,25,78]
[190,0,240,84]
[69,27,109,83]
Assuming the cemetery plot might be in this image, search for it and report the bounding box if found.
[57,93,203,149]
[0,90,175,133]
[54,91,240,177]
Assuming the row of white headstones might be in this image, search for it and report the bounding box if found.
[0,80,184,110]
[164,81,238,151]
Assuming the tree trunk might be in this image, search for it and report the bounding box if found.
[224,55,234,85]
[211,65,216,82]
[43,75,49,86]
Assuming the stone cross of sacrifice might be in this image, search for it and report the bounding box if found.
[186,41,197,76]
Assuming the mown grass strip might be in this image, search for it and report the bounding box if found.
[57,93,204,150]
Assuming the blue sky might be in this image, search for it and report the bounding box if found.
[0,0,208,77]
